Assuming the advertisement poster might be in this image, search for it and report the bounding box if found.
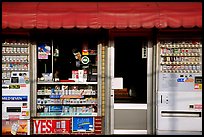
[72,117,94,132]
[2,120,30,135]
[38,44,51,59]
[33,119,71,134]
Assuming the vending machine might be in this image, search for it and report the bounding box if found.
[2,41,31,135]
[156,37,202,135]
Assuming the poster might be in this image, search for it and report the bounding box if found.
[38,44,51,59]
[72,117,94,132]
[2,120,30,135]
[33,119,71,134]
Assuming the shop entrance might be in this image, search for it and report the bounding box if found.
[111,36,151,134]
[114,37,147,103]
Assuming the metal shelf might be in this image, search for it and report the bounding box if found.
[2,53,29,56]
[159,44,202,48]
[2,61,29,64]
[37,103,97,105]
[160,53,201,57]
[2,43,29,47]
[36,112,97,117]
[2,69,29,72]
[160,62,201,65]
[37,81,98,85]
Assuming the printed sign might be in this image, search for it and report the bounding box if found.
[38,44,51,59]
[194,104,202,109]
[194,84,202,89]
[72,117,94,132]
[177,77,194,83]
[81,56,90,64]
[2,96,28,101]
[9,84,20,89]
[2,120,30,135]
[33,119,71,134]
[177,78,185,82]
[195,76,202,90]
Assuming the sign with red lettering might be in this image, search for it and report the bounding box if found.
[33,119,71,134]
[194,104,202,109]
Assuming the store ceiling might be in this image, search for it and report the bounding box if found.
[2,2,202,29]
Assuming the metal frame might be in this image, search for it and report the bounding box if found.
[104,41,115,135]
[107,29,154,135]
[97,43,102,116]
[147,40,154,135]
[30,44,37,117]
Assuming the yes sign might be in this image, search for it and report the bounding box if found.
[33,119,70,134]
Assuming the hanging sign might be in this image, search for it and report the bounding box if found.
[81,56,90,64]
[38,44,51,59]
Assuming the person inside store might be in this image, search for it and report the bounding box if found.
[72,48,82,69]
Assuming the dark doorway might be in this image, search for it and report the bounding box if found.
[114,37,147,103]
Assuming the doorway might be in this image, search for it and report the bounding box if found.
[112,36,149,134]
[114,37,147,103]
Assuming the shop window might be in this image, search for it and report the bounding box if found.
[37,37,98,82]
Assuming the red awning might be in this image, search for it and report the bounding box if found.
[2,2,202,29]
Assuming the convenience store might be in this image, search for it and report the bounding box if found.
[2,2,202,135]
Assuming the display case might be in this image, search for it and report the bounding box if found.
[32,40,102,135]
[35,42,99,117]
[2,42,29,83]
[36,82,98,117]
[158,41,202,74]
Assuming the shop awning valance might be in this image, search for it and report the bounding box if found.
[2,2,202,29]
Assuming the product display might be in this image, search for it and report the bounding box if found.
[159,41,202,73]
[36,83,98,116]
[33,41,101,134]
[36,46,98,117]
[2,43,29,80]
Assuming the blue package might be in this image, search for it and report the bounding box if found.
[49,106,63,112]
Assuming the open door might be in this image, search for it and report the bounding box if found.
[113,37,148,134]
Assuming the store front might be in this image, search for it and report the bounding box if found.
[2,2,202,135]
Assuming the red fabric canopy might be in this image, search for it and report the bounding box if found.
[2,2,202,29]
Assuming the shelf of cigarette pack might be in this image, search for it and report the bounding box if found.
[159,44,202,48]
[37,92,96,96]
[2,43,29,47]
[160,53,201,57]
[160,62,201,65]
[38,95,84,98]
[2,77,10,80]
[37,81,98,85]
[2,53,29,56]
[161,70,201,73]
[2,69,28,71]
[2,61,29,64]
[37,112,97,117]
[37,103,97,105]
